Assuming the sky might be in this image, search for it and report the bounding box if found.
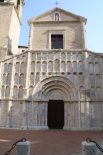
[19,0,103,53]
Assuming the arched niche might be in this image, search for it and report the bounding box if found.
[15,62,20,73]
[18,86,23,98]
[2,73,6,85]
[67,61,72,73]
[6,73,11,85]
[72,61,77,73]
[1,86,5,97]
[77,53,84,61]
[67,52,71,61]
[8,63,12,73]
[5,86,10,97]
[78,72,84,87]
[20,62,25,73]
[89,73,95,88]
[13,86,18,99]
[14,73,19,85]
[54,59,60,72]
[61,61,66,73]
[35,72,40,84]
[72,53,77,61]
[42,61,47,72]
[48,61,53,72]
[29,85,34,98]
[31,53,36,61]
[89,62,94,74]
[19,73,25,86]
[4,63,8,72]
[31,61,35,72]
[88,55,93,62]
[30,72,34,85]
[94,62,100,74]
[37,53,41,61]
[78,61,83,73]
[36,61,41,72]
[32,76,78,101]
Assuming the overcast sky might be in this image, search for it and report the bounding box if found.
[19,0,103,53]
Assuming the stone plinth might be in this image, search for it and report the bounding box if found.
[16,141,31,155]
[82,141,97,155]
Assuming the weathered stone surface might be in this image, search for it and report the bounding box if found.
[0,1,22,56]
[16,141,31,155]
[82,141,97,155]
[0,5,103,130]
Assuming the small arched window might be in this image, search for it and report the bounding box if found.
[55,13,60,21]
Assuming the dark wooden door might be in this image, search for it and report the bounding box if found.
[47,100,64,129]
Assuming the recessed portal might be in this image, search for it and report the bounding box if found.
[47,100,64,129]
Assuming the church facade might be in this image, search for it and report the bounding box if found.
[0,0,103,130]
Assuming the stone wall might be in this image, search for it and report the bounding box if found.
[0,50,103,130]
[29,22,84,50]
[0,4,12,51]
[0,3,21,56]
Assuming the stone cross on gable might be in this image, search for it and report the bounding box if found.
[55,1,59,7]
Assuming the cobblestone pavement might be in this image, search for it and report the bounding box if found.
[0,129,103,155]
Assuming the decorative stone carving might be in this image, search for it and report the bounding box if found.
[2,73,6,85]
[0,50,103,130]
[54,59,60,72]
[18,86,23,98]
[20,74,25,86]
[15,62,20,73]
[4,63,8,72]
[61,61,66,73]
[13,86,18,99]
[89,62,94,74]
[48,61,53,72]
[1,86,5,97]
[5,86,10,97]
[31,61,35,72]
[14,73,19,85]
[32,76,78,100]
[29,86,34,98]
[36,61,41,72]
[20,62,25,73]
[42,61,47,72]
[6,73,11,85]
[30,72,34,85]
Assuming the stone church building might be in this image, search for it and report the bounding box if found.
[0,0,103,130]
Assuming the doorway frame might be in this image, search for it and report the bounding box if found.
[47,100,64,129]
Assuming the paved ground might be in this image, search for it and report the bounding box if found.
[0,129,103,155]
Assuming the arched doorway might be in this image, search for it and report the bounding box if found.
[48,100,64,129]
[32,76,78,130]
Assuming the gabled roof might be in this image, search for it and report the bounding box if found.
[28,7,87,24]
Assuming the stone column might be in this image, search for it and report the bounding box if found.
[63,101,68,130]
[82,141,97,155]
[22,101,27,129]
[25,52,31,97]
[33,101,38,128]
[16,141,31,155]
[44,101,48,129]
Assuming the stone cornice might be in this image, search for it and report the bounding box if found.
[1,49,103,63]
[29,20,82,25]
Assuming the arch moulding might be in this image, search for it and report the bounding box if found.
[32,76,78,101]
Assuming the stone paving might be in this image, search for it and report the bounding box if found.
[0,129,103,155]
